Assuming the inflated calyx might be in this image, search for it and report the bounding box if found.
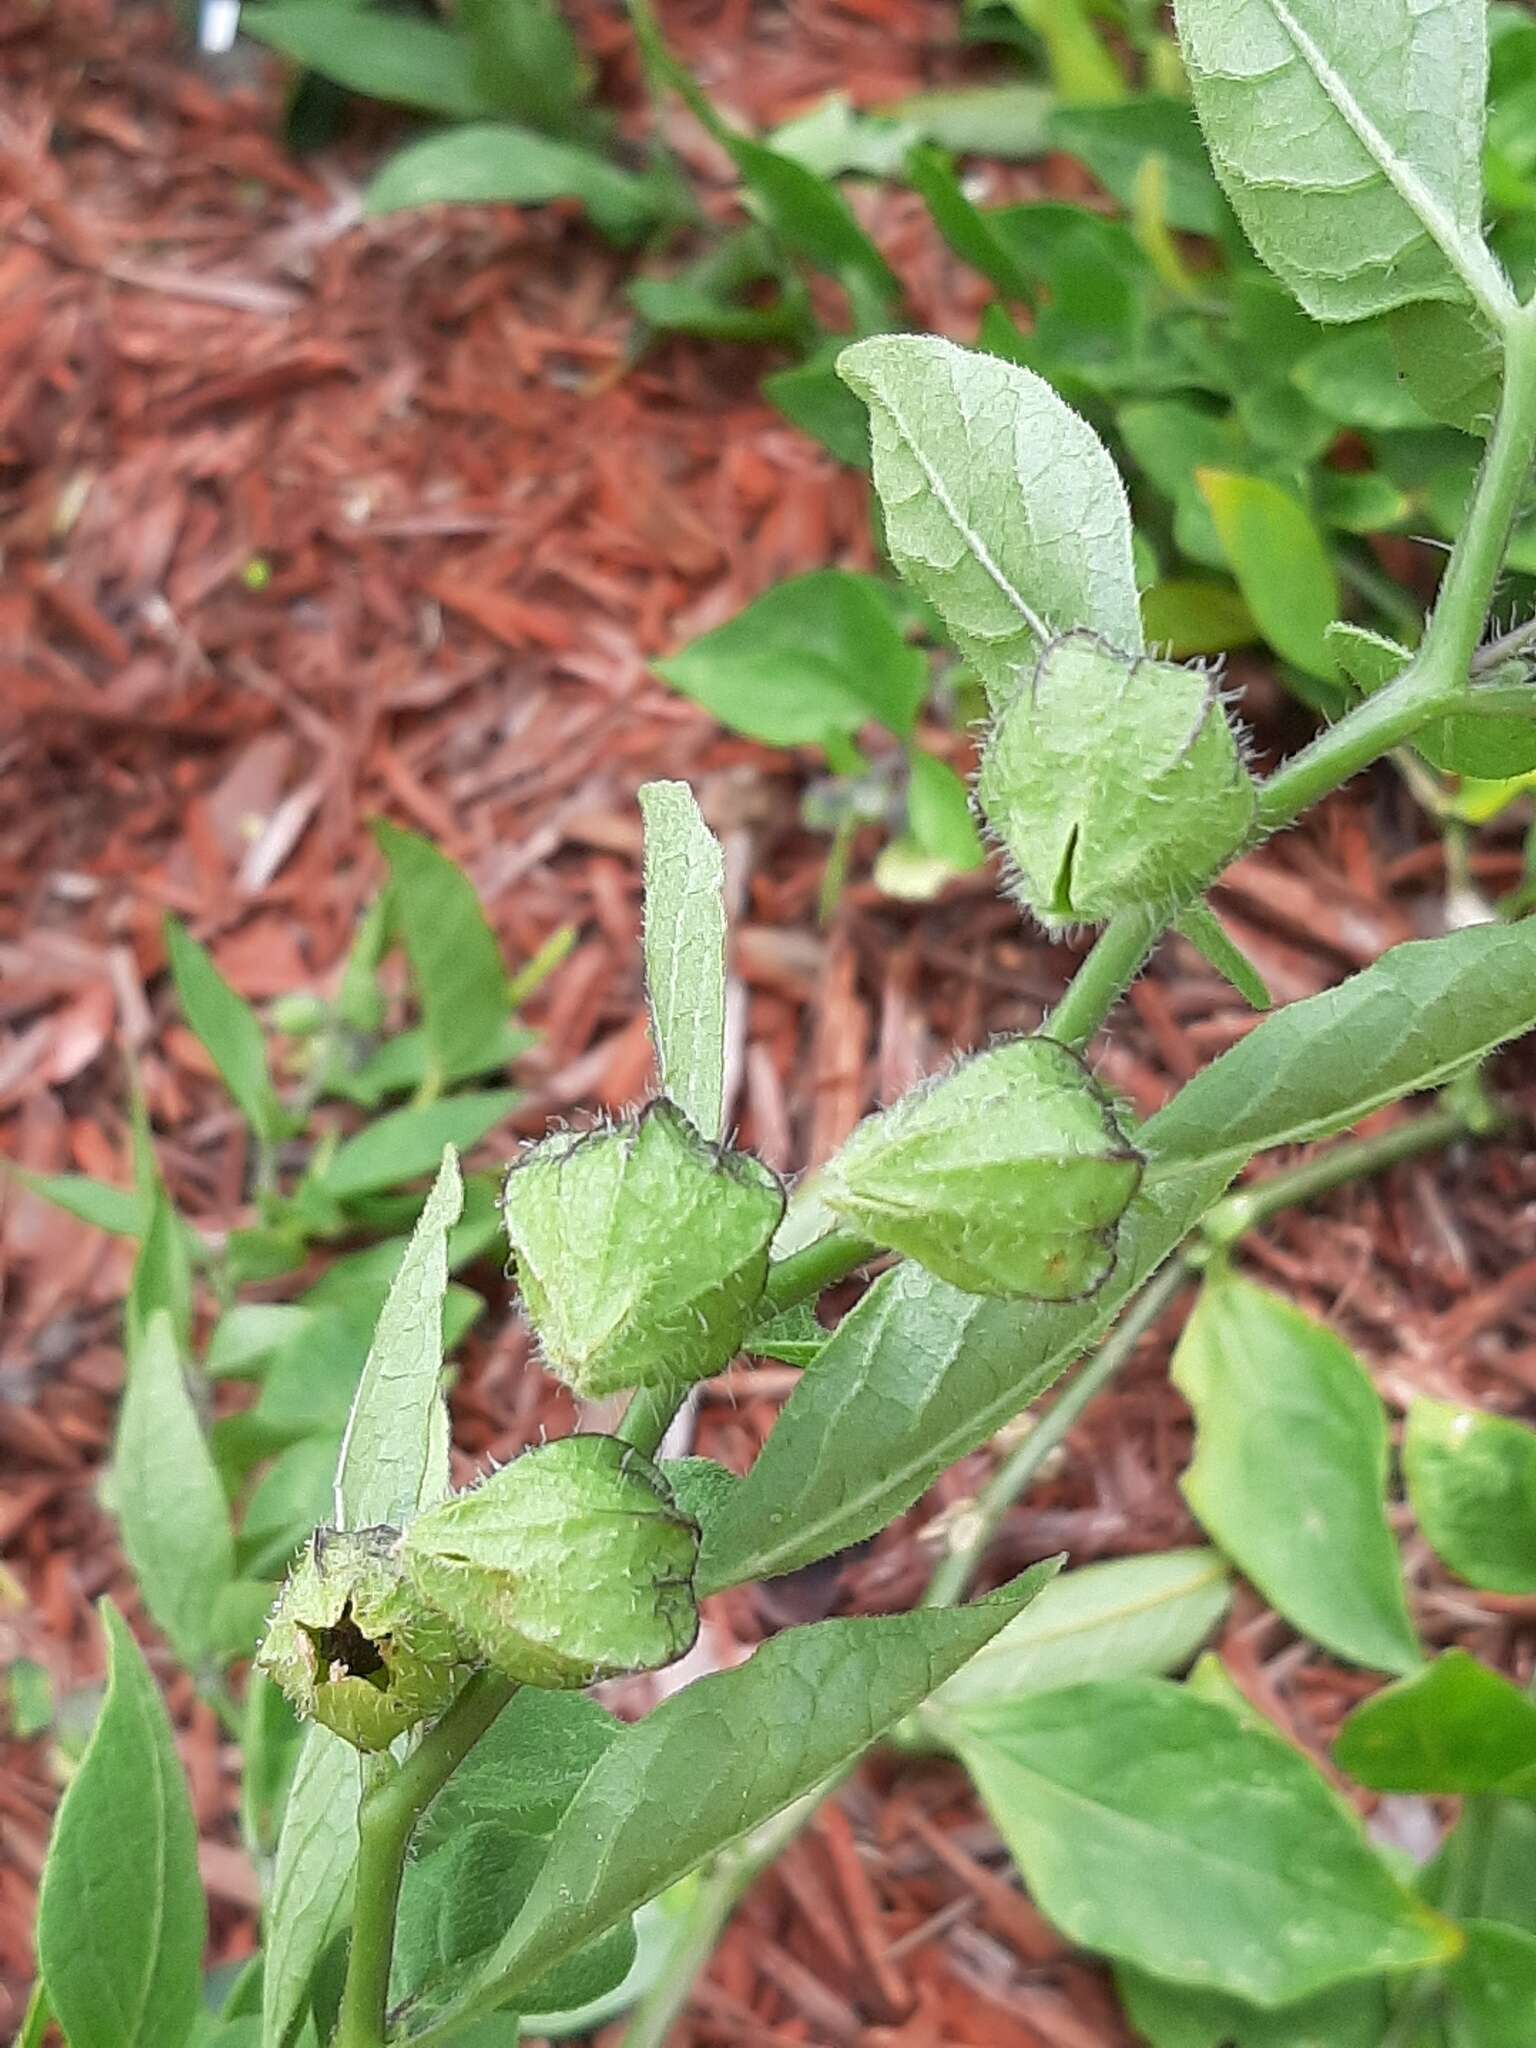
[401,1435,700,1689]
[501,1099,784,1398]
[820,1035,1142,1300]
[256,1525,467,1752]
[977,630,1255,929]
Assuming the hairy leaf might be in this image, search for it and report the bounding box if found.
[37,1605,205,2048]
[115,1309,235,1669]
[1172,1276,1420,1674]
[418,1569,1057,2031]
[954,1677,1456,2005]
[1403,1398,1536,1593]
[1174,0,1507,324]
[639,781,728,1139]
[261,1728,359,2048]
[837,335,1142,707]
[1141,922,1536,1184]
[334,1147,461,1531]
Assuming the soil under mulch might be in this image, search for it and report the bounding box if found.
[4,2,1536,2041]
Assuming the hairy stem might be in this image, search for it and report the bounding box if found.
[332,1672,517,2048]
[760,1228,875,1316]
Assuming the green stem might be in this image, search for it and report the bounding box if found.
[1043,906,1161,1051]
[760,1228,875,1317]
[1199,1095,1495,1251]
[332,1672,518,2048]
[923,1258,1191,1608]
[615,1383,684,1460]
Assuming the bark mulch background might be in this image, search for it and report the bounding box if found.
[4,2,1536,2042]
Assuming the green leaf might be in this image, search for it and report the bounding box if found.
[1117,1966,1388,2047]
[953,1676,1456,2005]
[37,1604,205,2048]
[819,1035,1144,1299]
[373,821,511,1088]
[1171,1275,1420,1674]
[1196,470,1340,687]
[743,1300,827,1367]
[333,1021,535,1110]
[1047,97,1225,234]
[1176,903,1272,1010]
[700,1163,1234,1591]
[365,125,672,245]
[241,5,496,117]
[1335,1649,1536,1795]
[1446,1921,1536,2046]
[1291,322,1434,432]
[723,135,900,330]
[924,1549,1231,1722]
[314,1091,515,1201]
[885,82,1053,158]
[655,572,927,751]
[14,1169,147,1237]
[1141,581,1259,660]
[1173,0,1507,325]
[762,350,873,467]
[904,749,984,871]
[163,919,284,1144]
[260,1727,358,2048]
[638,782,729,1142]
[1389,297,1502,435]
[115,1310,235,1669]
[1004,0,1127,105]
[767,94,920,178]
[1403,1398,1536,1593]
[458,0,593,138]
[906,145,1036,300]
[126,1186,194,1362]
[1141,922,1536,1186]
[391,1822,634,2028]
[416,1689,620,1853]
[419,1569,1059,2031]
[334,1146,461,1530]
[837,335,1142,708]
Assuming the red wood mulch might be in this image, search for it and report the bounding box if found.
[3,2,1536,2041]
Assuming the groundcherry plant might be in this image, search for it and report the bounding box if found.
[24,4,1536,2046]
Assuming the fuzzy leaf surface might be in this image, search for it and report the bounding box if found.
[1172,1275,1420,1674]
[261,1728,359,2048]
[420,1569,1057,2031]
[837,335,1142,706]
[1141,922,1536,1183]
[639,781,728,1141]
[38,1605,205,2048]
[1174,0,1503,323]
[334,1147,461,1530]
[954,1677,1456,2005]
